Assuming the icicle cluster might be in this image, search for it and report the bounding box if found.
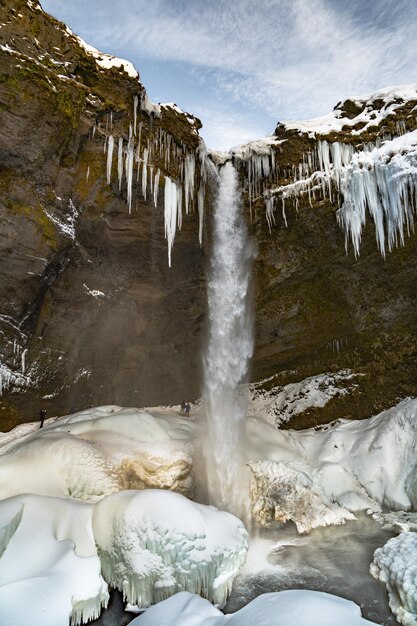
[103,96,208,266]
[231,143,278,220]
[265,129,417,256]
[337,132,417,257]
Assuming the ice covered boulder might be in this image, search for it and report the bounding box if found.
[132,589,377,625]
[0,406,194,501]
[371,532,417,626]
[92,490,248,609]
[247,397,417,531]
[0,494,109,626]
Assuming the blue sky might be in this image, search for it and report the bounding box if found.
[41,0,417,150]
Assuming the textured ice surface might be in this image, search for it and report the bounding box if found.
[371,532,417,626]
[0,494,108,626]
[93,490,248,609]
[132,589,376,625]
[247,397,417,531]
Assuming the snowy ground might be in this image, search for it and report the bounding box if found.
[1,388,417,624]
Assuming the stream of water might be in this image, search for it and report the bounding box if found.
[203,161,254,519]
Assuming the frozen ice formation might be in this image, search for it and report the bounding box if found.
[0,494,109,626]
[132,589,376,625]
[247,397,417,532]
[0,490,247,625]
[371,532,417,626]
[0,406,194,501]
[103,95,209,267]
[92,489,249,609]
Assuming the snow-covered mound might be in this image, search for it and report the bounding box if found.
[0,494,108,626]
[0,489,247,625]
[93,490,248,609]
[0,406,195,501]
[132,589,377,625]
[248,397,417,532]
[371,532,417,626]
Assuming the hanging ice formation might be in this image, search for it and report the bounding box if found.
[261,129,417,256]
[103,96,208,266]
[231,141,278,220]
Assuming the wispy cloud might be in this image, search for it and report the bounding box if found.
[42,0,417,147]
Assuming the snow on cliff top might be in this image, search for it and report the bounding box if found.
[282,83,417,138]
[69,30,139,79]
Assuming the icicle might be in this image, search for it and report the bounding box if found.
[86,165,90,182]
[184,153,195,214]
[117,137,123,191]
[282,198,288,227]
[153,169,161,207]
[265,195,275,233]
[197,183,204,245]
[177,185,183,230]
[133,95,138,136]
[149,165,154,195]
[137,122,143,161]
[21,349,27,375]
[106,135,114,185]
[142,148,148,201]
[126,132,134,214]
[164,177,178,267]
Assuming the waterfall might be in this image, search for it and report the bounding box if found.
[204,161,254,519]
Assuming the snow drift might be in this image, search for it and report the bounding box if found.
[132,589,377,625]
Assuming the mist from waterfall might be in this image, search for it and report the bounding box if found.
[204,160,254,520]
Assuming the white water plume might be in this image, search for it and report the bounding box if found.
[204,161,254,520]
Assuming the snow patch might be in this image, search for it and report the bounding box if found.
[250,370,358,426]
[0,494,109,626]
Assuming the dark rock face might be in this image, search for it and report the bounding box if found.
[1,0,417,431]
[0,0,206,426]
[248,92,417,428]
[251,198,417,428]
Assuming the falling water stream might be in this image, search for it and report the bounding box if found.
[204,161,254,519]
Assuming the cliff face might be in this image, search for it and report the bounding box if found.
[1,0,417,431]
[236,89,417,428]
[0,0,207,426]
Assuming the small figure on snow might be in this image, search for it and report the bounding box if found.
[180,400,186,415]
[185,402,191,417]
[39,408,47,429]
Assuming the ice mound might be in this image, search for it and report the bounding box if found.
[0,494,109,626]
[248,397,417,532]
[92,490,248,609]
[0,406,195,501]
[371,532,417,626]
[249,460,357,533]
[132,589,377,625]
